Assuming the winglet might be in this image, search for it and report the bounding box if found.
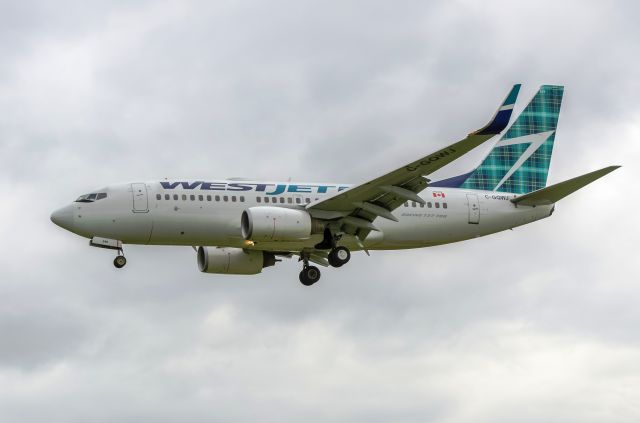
[511,166,621,206]
[472,84,521,136]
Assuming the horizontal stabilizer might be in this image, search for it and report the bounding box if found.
[511,166,620,206]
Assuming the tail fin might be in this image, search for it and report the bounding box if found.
[433,85,564,194]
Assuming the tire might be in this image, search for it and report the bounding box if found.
[114,255,127,268]
[299,266,321,286]
[328,247,350,268]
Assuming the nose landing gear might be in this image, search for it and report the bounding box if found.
[89,237,127,269]
[113,254,127,268]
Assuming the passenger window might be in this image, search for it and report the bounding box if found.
[435,202,440,208]
[279,197,285,204]
[272,197,277,204]
[411,201,416,208]
[173,194,178,201]
[198,195,203,201]
[182,194,187,201]
[156,194,161,200]
[287,197,292,204]
[240,196,245,202]
[207,195,211,201]
[96,193,107,200]
[223,196,228,202]
[443,203,447,209]
[305,198,311,204]
[257,197,262,203]
[164,194,170,200]
[295,197,301,204]
[215,195,220,201]
[190,195,195,201]
[404,202,408,207]
[427,202,432,208]
[419,203,424,208]
[231,196,237,202]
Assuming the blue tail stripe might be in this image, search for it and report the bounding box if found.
[429,171,475,188]
[472,84,521,136]
[475,109,514,136]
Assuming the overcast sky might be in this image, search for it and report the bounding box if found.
[1,0,639,422]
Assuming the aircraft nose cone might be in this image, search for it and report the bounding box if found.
[50,205,74,230]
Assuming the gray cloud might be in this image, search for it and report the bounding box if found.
[1,0,639,421]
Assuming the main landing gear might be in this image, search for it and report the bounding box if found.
[299,265,321,286]
[328,246,350,268]
[299,252,321,286]
[298,245,352,286]
[314,228,352,269]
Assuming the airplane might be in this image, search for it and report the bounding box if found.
[51,84,620,286]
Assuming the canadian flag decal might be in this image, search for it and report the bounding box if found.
[433,191,445,198]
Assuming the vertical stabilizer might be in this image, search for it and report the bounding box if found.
[433,85,564,194]
[461,85,564,194]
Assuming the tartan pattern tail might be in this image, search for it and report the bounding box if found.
[458,85,564,194]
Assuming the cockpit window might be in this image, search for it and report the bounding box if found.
[75,192,108,203]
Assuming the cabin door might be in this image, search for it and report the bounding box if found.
[131,183,149,213]
[466,193,480,224]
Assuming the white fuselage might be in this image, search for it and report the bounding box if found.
[54,181,553,252]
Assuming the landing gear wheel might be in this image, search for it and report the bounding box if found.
[114,255,127,269]
[299,266,321,286]
[328,246,350,268]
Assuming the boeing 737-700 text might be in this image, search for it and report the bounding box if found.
[51,85,620,285]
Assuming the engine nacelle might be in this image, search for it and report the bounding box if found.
[241,206,322,241]
[197,246,276,275]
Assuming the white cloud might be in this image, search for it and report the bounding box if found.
[0,0,638,421]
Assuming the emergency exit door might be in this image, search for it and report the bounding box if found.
[466,193,480,224]
[131,183,149,213]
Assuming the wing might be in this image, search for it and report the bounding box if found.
[307,84,522,240]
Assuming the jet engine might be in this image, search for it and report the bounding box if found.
[241,207,323,241]
[197,246,276,275]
